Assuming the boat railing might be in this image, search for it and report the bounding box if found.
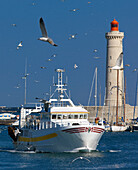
[24,120,73,130]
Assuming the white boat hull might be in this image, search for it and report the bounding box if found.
[110,125,128,132]
[14,125,104,152]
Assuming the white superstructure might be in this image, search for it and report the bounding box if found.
[8,69,105,153]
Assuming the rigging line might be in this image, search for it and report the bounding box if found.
[50,87,59,99]
[88,68,96,106]
[133,71,138,119]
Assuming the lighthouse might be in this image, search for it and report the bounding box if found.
[105,19,124,107]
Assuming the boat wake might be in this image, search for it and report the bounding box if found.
[97,149,122,153]
[0,148,36,154]
[109,150,121,153]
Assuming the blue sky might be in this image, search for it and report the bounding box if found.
[0,0,138,107]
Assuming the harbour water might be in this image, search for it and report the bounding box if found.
[0,125,138,169]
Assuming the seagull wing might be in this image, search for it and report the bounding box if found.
[116,52,123,67]
[39,17,48,37]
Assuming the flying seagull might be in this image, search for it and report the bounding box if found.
[68,34,77,40]
[17,41,22,50]
[125,64,130,67]
[51,54,57,58]
[69,8,79,12]
[74,64,78,69]
[111,52,123,70]
[133,68,138,72]
[11,24,16,27]
[40,66,46,69]
[93,56,100,59]
[47,58,52,62]
[38,17,58,46]
[93,49,98,52]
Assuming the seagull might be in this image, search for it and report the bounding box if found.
[22,74,29,79]
[11,24,16,27]
[14,84,21,89]
[111,52,123,70]
[93,49,98,52]
[93,56,100,59]
[133,68,138,72]
[34,80,40,83]
[71,157,90,163]
[68,34,77,40]
[47,59,52,62]
[74,64,78,69]
[69,8,79,12]
[40,66,46,69]
[38,17,58,46]
[17,41,22,50]
[125,64,130,67]
[51,54,57,58]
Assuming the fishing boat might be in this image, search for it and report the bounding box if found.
[8,69,105,153]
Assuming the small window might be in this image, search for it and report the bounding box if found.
[84,114,88,119]
[68,115,73,119]
[79,114,83,119]
[110,56,112,59]
[63,115,67,119]
[74,115,78,119]
[109,82,111,86]
[52,115,56,119]
[57,114,62,119]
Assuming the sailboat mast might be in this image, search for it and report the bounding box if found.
[95,67,98,117]
[95,67,97,107]
[124,77,126,122]
[116,70,119,125]
[133,71,138,119]
[24,58,27,105]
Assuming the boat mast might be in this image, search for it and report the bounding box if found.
[55,69,66,100]
[123,77,126,122]
[23,58,28,105]
[116,69,119,126]
[95,67,98,117]
[133,71,138,120]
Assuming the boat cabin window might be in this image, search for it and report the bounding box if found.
[57,114,62,119]
[68,115,73,119]
[63,115,68,119]
[52,114,57,119]
[79,114,83,119]
[74,115,78,119]
[84,114,88,119]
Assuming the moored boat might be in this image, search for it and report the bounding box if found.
[110,125,128,132]
[8,69,105,152]
[0,113,16,120]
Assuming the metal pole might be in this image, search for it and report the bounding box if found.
[124,77,126,122]
[24,58,27,105]
[95,67,98,117]
[116,70,119,125]
[133,71,138,119]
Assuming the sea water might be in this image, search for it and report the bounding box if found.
[0,125,138,169]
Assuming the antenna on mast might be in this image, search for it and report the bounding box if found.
[55,69,65,99]
[53,76,55,86]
